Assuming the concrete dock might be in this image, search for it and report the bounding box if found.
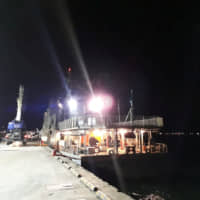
[0,144,133,200]
[0,145,100,200]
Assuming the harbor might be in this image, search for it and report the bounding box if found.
[1,1,200,199]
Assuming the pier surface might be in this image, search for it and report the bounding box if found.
[0,144,133,200]
[0,145,99,200]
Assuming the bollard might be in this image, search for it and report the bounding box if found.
[96,191,112,200]
[70,168,82,178]
[80,177,98,192]
[63,163,71,169]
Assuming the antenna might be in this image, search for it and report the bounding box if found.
[125,89,134,122]
[117,99,121,122]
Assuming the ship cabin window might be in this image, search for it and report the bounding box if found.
[92,117,96,125]
[88,118,92,126]
[78,119,84,126]
[88,117,96,126]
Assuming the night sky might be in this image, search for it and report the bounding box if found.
[0,1,199,130]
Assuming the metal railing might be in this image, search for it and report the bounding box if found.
[58,114,164,130]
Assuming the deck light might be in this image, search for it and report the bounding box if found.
[118,129,127,134]
[88,96,104,113]
[58,102,63,109]
[41,135,48,142]
[67,98,78,113]
[87,94,113,113]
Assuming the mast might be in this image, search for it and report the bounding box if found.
[15,85,24,122]
[129,89,134,122]
[125,89,134,122]
[117,99,121,122]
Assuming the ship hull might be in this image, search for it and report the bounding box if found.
[81,153,200,182]
[81,153,175,180]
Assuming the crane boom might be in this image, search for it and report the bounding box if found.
[15,85,24,122]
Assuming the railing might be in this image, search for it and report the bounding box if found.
[107,116,164,128]
[58,114,106,130]
[58,114,164,130]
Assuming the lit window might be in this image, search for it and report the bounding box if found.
[78,120,84,126]
[92,117,96,125]
[88,117,92,126]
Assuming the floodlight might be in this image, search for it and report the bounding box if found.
[88,96,104,113]
[67,98,78,113]
[58,102,63,109]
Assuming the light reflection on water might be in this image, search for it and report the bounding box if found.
[126,179,200,200]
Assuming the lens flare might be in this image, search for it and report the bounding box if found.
[88,96,104,113]
[55,1,93,95]
[87,94,113,113]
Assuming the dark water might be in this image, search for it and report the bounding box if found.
[125,134,200,200]
[84,135,200,200]
[95,170,200,200]
[125,178,200,200]
[96,164,200,200]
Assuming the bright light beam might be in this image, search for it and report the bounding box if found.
[39,19,71,96]
[55,1,93,95]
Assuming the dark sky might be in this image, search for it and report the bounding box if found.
[0,0,199,130]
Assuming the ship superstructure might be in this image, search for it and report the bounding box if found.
[52,113,167,157]
[41,91,167,160]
